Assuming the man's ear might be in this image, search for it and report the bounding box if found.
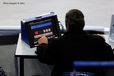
[66,24,69,31]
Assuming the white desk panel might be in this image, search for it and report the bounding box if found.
[15,34,36,56]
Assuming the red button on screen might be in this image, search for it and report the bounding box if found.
[35,31,38,35]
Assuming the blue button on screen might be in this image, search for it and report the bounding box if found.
[31,22,52,29]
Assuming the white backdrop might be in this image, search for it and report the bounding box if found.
[0,0,114,28]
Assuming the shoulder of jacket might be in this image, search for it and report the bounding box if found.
[88,34,105,42]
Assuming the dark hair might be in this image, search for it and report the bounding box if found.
[65,9,85,31]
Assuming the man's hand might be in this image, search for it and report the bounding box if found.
[38,35,48,45]
[96,34,105,41]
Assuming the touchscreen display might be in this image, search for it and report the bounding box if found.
[29,19,56,46]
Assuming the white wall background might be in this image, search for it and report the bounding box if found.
[0,0,114,28]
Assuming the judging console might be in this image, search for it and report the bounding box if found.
[21,13,61,48]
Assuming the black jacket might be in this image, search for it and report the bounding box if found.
[36,30,114,76]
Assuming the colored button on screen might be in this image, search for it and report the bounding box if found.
[35,31,38,35]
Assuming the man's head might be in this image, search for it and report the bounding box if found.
[65,9,85,31]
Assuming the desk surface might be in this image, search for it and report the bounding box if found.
[15,33,114,57]
[104,35,114,49]
[15,34,36,57]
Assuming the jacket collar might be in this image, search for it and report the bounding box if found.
[64,29,87,35]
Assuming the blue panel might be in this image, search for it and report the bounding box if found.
[74,61,114,67]
[21,22,30,45]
